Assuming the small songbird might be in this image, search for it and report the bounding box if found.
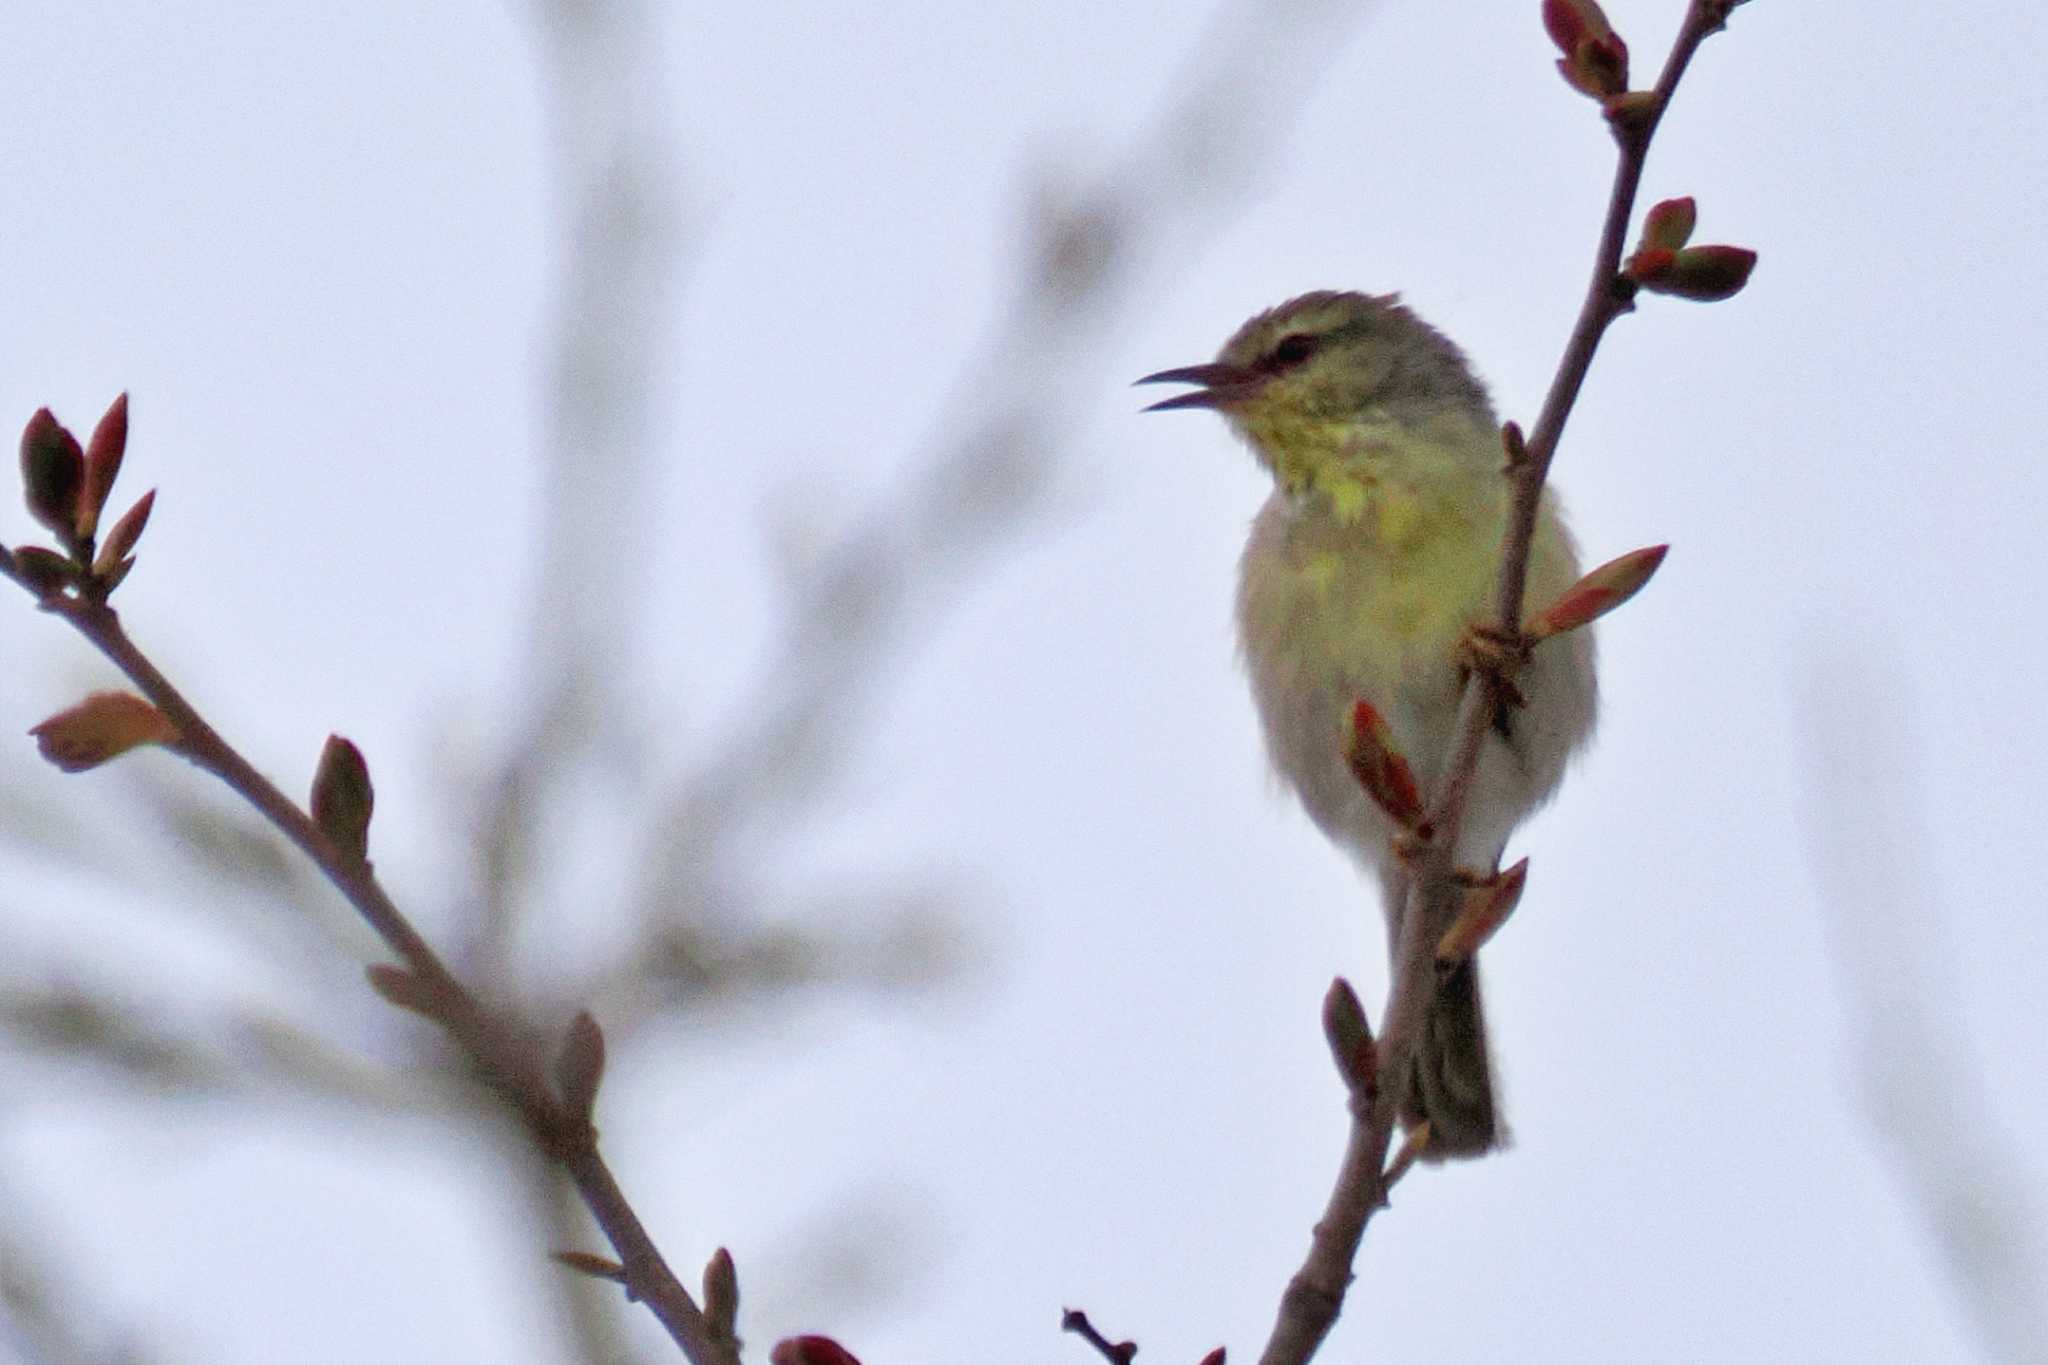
[1140,291,1597,1157]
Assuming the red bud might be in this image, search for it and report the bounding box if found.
[1623,245,1677,284]
[93,489,156,585]
[1322,977,1377,1094]
[1435,859,1529,965]
[20,409,84,543]
[1650,245,1758,302]
[1542,0,1587,49]
[11,545,77,597]
[771,1338,862,1365]
[1543,0,1616,52]
[1345,700,1426,831]
[1544,0,1630,99]
[1640,197,1698,250]
[29,691,178,772]
[1603,89,1660,129]
[1526,544,1668,640]
[77,392,129,541]
[1500,420,1529,469]
[1560,32,1630,99]
[310,735,374,861]
[554,1010,607,1123]
[702,1247,739,1337]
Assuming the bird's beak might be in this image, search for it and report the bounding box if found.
[1134,361,1265,412]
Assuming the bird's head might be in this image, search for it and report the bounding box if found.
[1138,291,1495,487]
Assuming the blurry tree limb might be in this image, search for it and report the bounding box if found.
[1804,670,2048,1365]
[1,978,651,1363]
[0,1159,164,1365]
[2,753,358,1002]
[0,1198,153,1365]
[0,983,479,1117]
[619,0,1375,983]
[539,1160,649,1365]
[468,0,688,979]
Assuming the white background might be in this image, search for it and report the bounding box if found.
[3,3,2044,1363]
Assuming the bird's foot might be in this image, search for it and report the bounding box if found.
[1456,623,1531,708]
[1382,1121,1432,1195]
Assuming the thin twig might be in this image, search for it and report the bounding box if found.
[1255,6,1741,1363]
[22,590,740,1365]
[1062,1308,1138,1365]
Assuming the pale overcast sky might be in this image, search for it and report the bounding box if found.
[4,4,2045,1363]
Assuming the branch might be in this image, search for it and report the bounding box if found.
[1256,5,1748,1362]
[1061,1308,1138,1365]
[1062,1307,1226,1365]
[12,585,739,1365]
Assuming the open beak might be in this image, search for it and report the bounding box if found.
[1134,361,1265,412]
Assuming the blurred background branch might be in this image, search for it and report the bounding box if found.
[1804,668,2048,1365]
[0,0,1363,1359]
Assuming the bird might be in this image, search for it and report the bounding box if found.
[1139,290,1597,1158]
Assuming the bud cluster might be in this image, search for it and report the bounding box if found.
[8,395,153,601]
[1624,196,1759,302]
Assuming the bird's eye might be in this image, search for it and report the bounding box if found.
[1269,333,1320,369]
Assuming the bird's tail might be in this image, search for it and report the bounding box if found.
[1404,959,1501,1159]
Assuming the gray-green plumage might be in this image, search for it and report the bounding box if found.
[1149,292,1598,1157]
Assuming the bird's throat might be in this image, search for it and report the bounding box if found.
[1242,409,1492,534]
